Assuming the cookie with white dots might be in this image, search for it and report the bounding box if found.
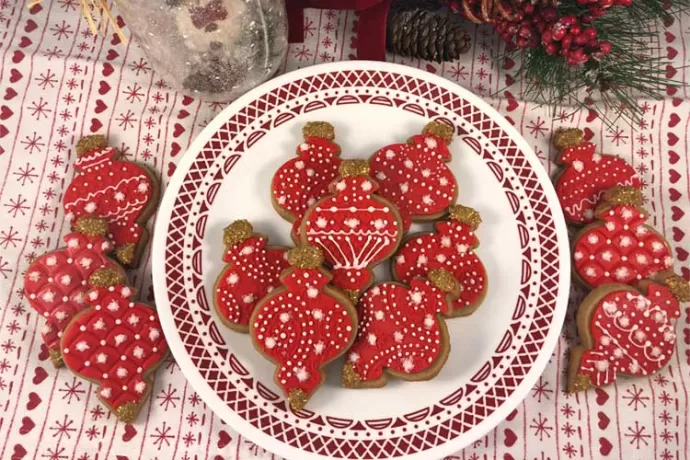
[568,274,689,393]
[341,269,459,388]
[213,220,290,332]
[249,245,357,412]
[552,128,640,226]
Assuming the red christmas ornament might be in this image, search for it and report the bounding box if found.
[568,275,689,392]
[300,160,403,302]
[214,220,289,332]
[392,205,487,316]
[61,268,168,422]
[573,187,673,289]
[63,135,159,266]
[24,217,118,367]
[369,121,458,232]
[341,269,458,388]
[271,122,342,241]
[249,246,357,412]
[553,128,640,225]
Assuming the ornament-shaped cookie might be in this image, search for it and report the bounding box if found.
[271,122,342,241]
[392,204,487,316]
[572,186,673,289]
[214,220,289,332]
[568,274,689,392]
[369,121,458,231]
[61,268,168,422]
[249,246,357,412]
[300,160,403,302]
[63,135,160,266]
[553,128,640,225]
[342,269,458,388]
[24,217,122,367]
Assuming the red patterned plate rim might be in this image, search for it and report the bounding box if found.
[152,61,570,460]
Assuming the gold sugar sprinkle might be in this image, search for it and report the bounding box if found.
[552,128,584,150]
[341,363,362,388]
[76,135,108,156]
[342,289,359,306]
[115,243,136,266]
[288,389,309,412]
[428,269,458,293]
[89,267,126,288]
[223,220,254,247]
[422,121,454,144]
[303,121,335,141]
[116,401,139,423]
[287,245,324,269]
[448,204,482,230]
[73,216,109,237]
[571,373,592,393]
[49,349,64,368]
[665,275,690,302]
[338,160,370,178]
[604,186,644,207]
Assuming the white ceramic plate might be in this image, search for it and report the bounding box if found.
[152,61,570,460]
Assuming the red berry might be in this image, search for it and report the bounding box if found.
[570,24,581,36]
[599,41,613,55]
[545,43,559,55]
[542,8,558,21]
[562,34,573,50]
[582,13,593,23]
[600,0,614,7]
[542,30,553,43]
[552,24,567,40]
[561,15,577,25]
[517,37,529,48]
[524,3,534,13]
[519,25,532,38]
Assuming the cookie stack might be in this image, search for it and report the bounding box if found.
[550,128,690,393]
[213,121,488,411]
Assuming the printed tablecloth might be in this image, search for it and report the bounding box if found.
[1,2,689,459]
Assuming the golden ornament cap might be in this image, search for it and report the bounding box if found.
[303,121,335,141]
[116,401,140,423]
[428,268,458,293]
[89,267,127,288]
[341,363,362,388]
[553,128,584,150]
[571,373,592,393]
[423,121,454,144]
[115,243,136,266]
[448,204,482,230]
[664,275,690,302]
[288,389,308,412]
[49,348,64,368]
[287,245,324,269]
[223,220,253,247]
[338,160,370,178]
[603,186,644,208]
[76,135,108,156]
[73,216,109,237]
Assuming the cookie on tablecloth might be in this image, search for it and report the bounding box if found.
[369,121,458,232]
[300,160,403,303]
[553,128,640,226]
[271,122,342,241]
[61,267,168,422]
[572,186,673,289]
[249,245,357,412]
[24,216,123,367]
[214,220,290,332]
[63,135,160,266]
[568,274,689,392]
[392,204,487,316]
[342,269,458,388]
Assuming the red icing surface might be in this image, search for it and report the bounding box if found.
[393,219,487,314]
[555,142,640,224]
[301,175,402,294]
[573,204,672,288]
[576,284,680,387]
[61,284,168,413]
[63,147,155,258]
[23,231,114,359]
[250,266,355,402]
[369,132,456,231]
[215,235,289,329]
[271,136,342,239]
[346,279,451,384]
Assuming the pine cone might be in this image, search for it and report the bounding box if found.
[387,6,471,62]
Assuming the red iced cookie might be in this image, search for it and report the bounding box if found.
[369,121,458,231]
[271,122,342,241]
[392,204,487,316]
[24,217,121,367]
[61,267,168,422]
[568,275,689,392]
[214,220,289,332]
[341,269,458,388]
[249,246,357,411]
[553,128,640,225]
[300,160,403,302]
[63,135,159,266]
[573,187,673,289]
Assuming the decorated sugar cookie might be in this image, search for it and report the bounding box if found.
[24,217,122,367]
[61,267,168,422]
[271,122,342,241]
[249,246,357,412]
[63,135,160,266]
[300,160,403,303]
[342,269,458,388]
[214,220,290,332]
[392,204,487,316]
[568,274,689,392]
[369,121,458,231]
[572,186,673,289]
[553,128,640,226]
